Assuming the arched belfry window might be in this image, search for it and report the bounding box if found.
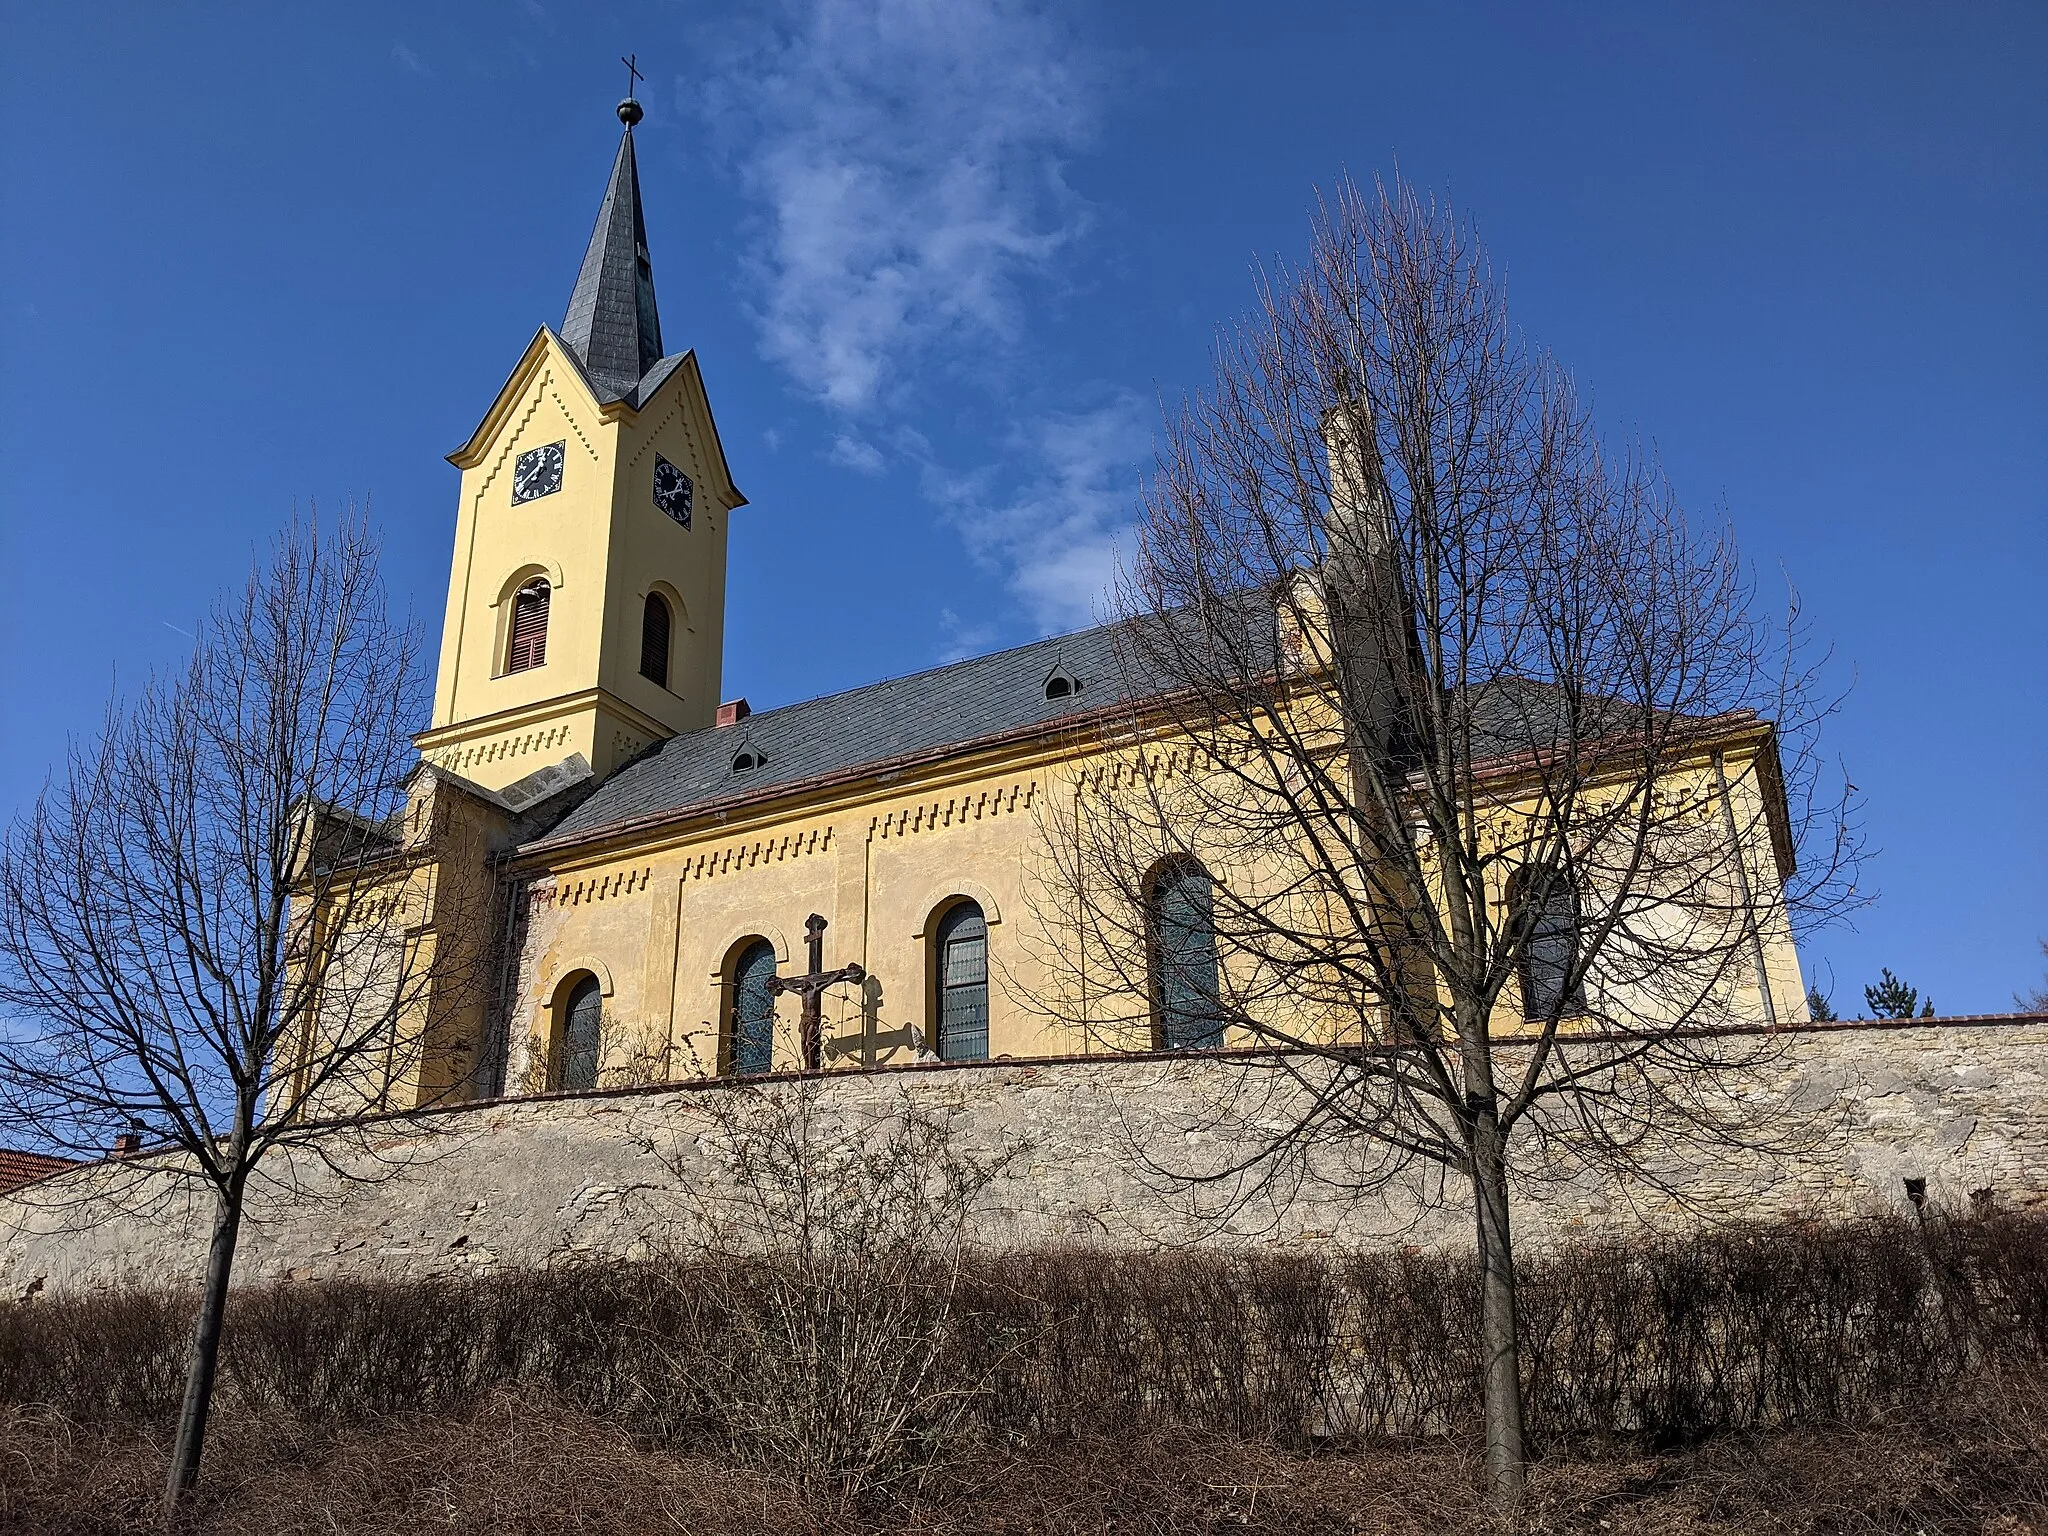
[933,901,989,1061]
[507,578,551,674]
[1509,865,1584,1020]
[557,975,602,1091]
[729,940,778,1075]
[640,593,671,688]
[1149,859,1223,1050]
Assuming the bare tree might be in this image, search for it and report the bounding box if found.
[643,1081,1024,1509]
[2016,941,2047,1013]
[516,1009,677,1096]
[1031,178,1860,1503]
[0,514,477,1511]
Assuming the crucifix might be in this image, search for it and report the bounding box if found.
[768,913,866,1071]
[621,52,644,98]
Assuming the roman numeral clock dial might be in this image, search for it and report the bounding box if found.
[511,440,565,504]
[652,454,693,527]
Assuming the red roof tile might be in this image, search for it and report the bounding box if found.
[0,1148,81,1194]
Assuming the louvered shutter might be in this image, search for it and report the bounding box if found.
[640,594,670,687]
[936,902,989,1060]
[508,581,550,672]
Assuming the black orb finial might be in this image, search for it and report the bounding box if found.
[618,53,645,126]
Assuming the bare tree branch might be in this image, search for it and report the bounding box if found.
[1023,176,1862,1505]
[0,510,483,1510]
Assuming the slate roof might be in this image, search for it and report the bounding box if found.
[531,597,1733,851]
[560,119,664,403]
[541,618,1170,844]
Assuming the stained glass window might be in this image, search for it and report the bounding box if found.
[731,940,778,1075]
[935,902,989,1061]
[1150,860,1223,1050]
[559,975,602,1091]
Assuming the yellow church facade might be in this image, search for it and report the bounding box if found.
[288,99,1807,1123]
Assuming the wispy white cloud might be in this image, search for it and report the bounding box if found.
[699,1,1144,640]
[391,42,428,75]
[827,432,886,475]
[702,0,1101,414]
[920,392,1150,632]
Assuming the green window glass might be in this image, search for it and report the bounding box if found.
[559,975,602,1091]
[1151,861,1223,1050]
[731,941,778,1075]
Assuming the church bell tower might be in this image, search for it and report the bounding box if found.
[416,95,745,793]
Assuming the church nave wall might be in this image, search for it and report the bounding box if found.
[492,765,1088,1095]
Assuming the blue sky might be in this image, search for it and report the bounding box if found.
[2,2,2042,1012]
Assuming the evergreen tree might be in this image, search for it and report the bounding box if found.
[1806,987,1837,1022]
[1864,968,1933,1019]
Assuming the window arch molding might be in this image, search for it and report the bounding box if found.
[495,560,566,603]
[538,954,615,1007]
[635,579,688,627]
[909,881,1002,940]
[703,923,791,983]
[494,564,562,677]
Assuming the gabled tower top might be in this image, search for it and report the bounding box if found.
[560,96,663,401]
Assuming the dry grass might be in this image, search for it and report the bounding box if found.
[2,1372,2044,1535]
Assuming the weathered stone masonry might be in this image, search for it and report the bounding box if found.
[3,1018,2043,1299]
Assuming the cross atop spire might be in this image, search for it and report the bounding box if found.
[560,91,664,401]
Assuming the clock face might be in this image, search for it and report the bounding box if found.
[652,454,693,527]
[511,441,566,505]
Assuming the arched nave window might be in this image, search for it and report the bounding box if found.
[556,974,603,1091]
[933,901,989,1061]
[1148,858,1223,1051]
[640,593,671,688]
[507,578,551,674]
[728,939,778,1075]
[1508,864,1584,1020]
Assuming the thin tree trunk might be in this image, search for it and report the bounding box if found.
[163,1184,243,1514]
[1469,1110,1528,1505]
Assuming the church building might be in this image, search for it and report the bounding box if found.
[288,98,1808,1121]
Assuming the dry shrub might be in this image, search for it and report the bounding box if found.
[2,1209,2043,1461]
[959,1248,1338,1441]
[0,1287,189,1426]
[651,1082,1026,1506]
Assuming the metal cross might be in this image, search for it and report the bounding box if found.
[767,913,866,1072]
[621,53,644,98]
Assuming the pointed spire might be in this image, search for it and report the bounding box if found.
[560,97,664,401]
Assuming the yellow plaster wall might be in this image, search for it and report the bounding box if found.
[496,759,1072,1091]
[419,334,738,791]
[484,718,1809,1095]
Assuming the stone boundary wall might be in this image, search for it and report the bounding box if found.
[3,1018,2044,1299]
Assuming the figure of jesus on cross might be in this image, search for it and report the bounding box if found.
[768,913,865,1071]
